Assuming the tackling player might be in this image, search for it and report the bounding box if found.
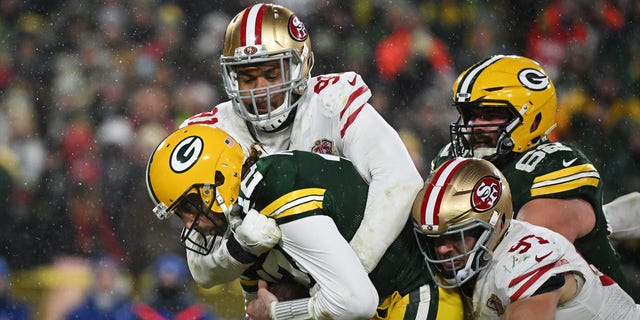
[146,125,464,320]
[430,54,632,294]
[412,157,640,319]
[179,3,423,288]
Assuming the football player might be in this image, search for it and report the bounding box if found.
[412,157,640,319]
[430,54,632,294]
[146,125,464,320]
[179,3,423,288]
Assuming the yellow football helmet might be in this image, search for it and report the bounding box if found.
[220,3,314,131]
[146,125,244,254]
[412,157,513,288]
[449,55,557,160]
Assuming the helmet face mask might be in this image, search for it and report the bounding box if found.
[220,4,314,131]
[174,187,228,256]
[414,216,496,288]
[449,55,557,160]
[450,101,521,160]
[412,157,513,289]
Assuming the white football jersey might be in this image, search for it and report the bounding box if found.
[473,220,640,319]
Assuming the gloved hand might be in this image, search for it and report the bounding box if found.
[233,209,281,256]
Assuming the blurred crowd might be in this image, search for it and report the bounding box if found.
[0,0,639,318]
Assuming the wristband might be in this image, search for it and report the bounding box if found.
[226,235,258,264]
[269,298,312,320]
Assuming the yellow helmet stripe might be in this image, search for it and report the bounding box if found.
[261,188,325,219]
[531,164,600,196]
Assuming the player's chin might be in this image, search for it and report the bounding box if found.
[268,281,310,301]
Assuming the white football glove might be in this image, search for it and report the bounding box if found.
[233,209,281,256]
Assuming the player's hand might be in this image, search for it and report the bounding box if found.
[247,280,278,320]
[234,209,281,256]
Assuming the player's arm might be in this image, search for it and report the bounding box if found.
[502,272,578,320]
[186,210,281,288]
[516,197,595,242]
[603,192,640,240]
[249,215,379,320]
[342,103,423,273]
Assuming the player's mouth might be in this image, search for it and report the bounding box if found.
[442,259,465,271]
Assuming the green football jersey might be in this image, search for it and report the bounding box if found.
[238,150,431,300]
[432,141,630,294]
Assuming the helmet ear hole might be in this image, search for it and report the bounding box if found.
[530,113,542,133]
[215,171,225,186]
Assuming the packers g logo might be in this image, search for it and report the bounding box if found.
[518,68,549,91]
[170,136,203,173]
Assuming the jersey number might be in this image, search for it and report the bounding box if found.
[508,234,550,254]
[515,143,572,173]
[314,75,340,93]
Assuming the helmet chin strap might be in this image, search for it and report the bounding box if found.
[216,192,237,238]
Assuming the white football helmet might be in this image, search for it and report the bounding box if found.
[220,3,314,132]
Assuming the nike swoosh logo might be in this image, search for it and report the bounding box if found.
[348,75,357,86]
[562,158,577,167]
[535,251,552,262]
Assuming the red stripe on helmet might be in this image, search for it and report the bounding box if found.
[425,158,469,226]
[239,7,250,46]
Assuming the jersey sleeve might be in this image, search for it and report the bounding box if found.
[179,107,220,128]
[185,233,252,288]
[320,72,423,273]
[492,222,581,303]
[527,142,600,202]
[275,215,379,319]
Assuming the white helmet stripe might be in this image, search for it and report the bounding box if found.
[423,158,469,225]
[241,4,267,46]
[455,55,505,103]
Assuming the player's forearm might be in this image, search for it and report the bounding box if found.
[350,159,422,272]
[278,217,379,319]
[603,192,640,239]
[186,237,252,287]
[343,109,423,272]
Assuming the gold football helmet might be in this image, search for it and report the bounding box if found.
[412,157,513,288]
[146,125,244,254]
[220,3,314,131]
[449,55,557,160]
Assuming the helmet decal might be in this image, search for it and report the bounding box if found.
[289,15,308,41]
[170,136,203,173]
[243,46,258,55]
[518,68,549,91]
[471,176,501,212]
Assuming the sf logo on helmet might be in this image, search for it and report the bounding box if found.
[170,136,203,173]
[518,68,549,91]
[288,15,308,41]
[472,177,502,211]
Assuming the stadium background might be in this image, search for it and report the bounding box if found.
[0,0,638,318]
